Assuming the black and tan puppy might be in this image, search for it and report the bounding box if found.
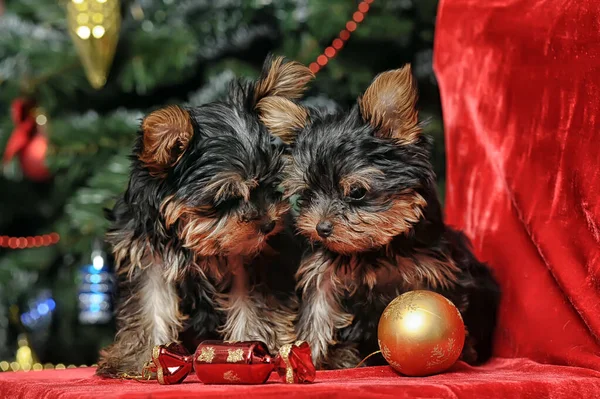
[96,56,313,377]
[260,65,500,369]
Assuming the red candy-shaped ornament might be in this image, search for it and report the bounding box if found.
[147,340,315,385]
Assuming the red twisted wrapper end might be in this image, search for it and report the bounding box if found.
[149,343,194,385]
[275,341,316,384]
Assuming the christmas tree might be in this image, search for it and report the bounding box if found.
[0,0,442,367]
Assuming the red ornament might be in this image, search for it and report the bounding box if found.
[20,131,51,181]
[146,341,316,385]
[3,98,51,181]
[3,99,36,164]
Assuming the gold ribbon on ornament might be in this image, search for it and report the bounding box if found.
[278,343,294,383]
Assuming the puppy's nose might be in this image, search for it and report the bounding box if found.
[316,221,333,238]
[260,220,276,234]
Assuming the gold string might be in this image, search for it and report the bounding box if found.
[118,361,155,382]
[119,373,152,382]
[118,375,154,382]
[354,350,382,368]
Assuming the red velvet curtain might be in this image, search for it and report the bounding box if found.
[435,0,600,370]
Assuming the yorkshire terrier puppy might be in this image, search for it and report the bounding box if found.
[260,65,500,369]
[96,56,313,377]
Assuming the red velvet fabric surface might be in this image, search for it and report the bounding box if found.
[0,360,599,399]
[434,0,600,370]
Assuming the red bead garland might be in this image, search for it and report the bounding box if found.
[0,233,60,249]
[309,0,373,74]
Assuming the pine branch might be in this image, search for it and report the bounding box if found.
[186,70,236,106]
[0,13,65,43]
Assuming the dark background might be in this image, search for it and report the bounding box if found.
[0,0,442,367]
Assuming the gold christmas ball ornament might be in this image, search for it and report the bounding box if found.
[67,0,121,89]
[378,290,465,377]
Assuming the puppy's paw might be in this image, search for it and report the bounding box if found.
[459,335,478,365]
[322,344,361,369]
[95,343,149,379]
[95,360,127,379]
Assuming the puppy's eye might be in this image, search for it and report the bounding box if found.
[216,195,242,208]
[347,186,367,201]
[266,182,283,199]
[295,190,313,208]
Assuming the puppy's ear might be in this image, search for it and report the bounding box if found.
[359,65,420,144]
[139,106,193,176]
[254,55,313,143]
[254,55,314,103]
[256,97,308,144]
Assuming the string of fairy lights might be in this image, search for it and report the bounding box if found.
[0,0,372,372]
[0,336,96,372]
